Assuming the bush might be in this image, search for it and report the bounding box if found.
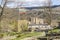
[0,33,7,38]
[0,33,4,38]
[8,32,17,36]
[48,29,60,34]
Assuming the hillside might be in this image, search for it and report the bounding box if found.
[0,7,19,32]
[0,5,60,32]
[23,5,60,20]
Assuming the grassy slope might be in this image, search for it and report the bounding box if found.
[12,32,45,40]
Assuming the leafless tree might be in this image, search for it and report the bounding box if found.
[0,0,8,21]
[0,0,8,32]
[0,0,18,32]
[43,0,52,25]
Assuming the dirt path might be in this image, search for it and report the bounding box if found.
[0,35,17,40]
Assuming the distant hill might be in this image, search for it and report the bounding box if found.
[22,5,60,9]
[0,5,60,20]
[0,6,2,12]
[21,5,60,20]
[0,6,1,8]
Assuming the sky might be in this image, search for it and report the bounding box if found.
[0,0,60,7]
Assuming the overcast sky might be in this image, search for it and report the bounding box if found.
[0,0,60,7]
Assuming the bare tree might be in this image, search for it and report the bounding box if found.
[0,0,8,32]
[43,0,52,25]
[0,0,8,20]
[47,0,52,25]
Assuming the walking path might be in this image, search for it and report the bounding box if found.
[0,35,17,40]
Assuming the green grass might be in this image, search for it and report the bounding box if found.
[48,29,60,34]
[12,32,44,40]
